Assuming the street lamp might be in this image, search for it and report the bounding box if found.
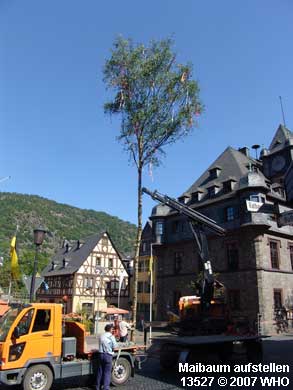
[149,243,153,344]
[29,227,46,302]
[94,266,105,337]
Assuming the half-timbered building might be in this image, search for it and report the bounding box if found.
[37,232,130,315]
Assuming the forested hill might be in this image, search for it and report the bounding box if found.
[0,192,136,279]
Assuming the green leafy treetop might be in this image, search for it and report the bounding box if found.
[103,36,203,332]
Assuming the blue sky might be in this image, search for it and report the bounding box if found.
[1,0,292,225]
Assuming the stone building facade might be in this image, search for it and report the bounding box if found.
[137,222,157,322]
[145,125,293,335]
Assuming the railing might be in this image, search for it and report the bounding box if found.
[1,290,30,303]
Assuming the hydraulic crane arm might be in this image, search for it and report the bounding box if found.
[142,187,226,236]
[142,187,226,312]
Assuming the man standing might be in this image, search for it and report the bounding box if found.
[96,324,117,390]
[119,319,132,342]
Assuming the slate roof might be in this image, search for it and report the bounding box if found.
[179,147,267,206]
[149,124,293,219]
[42,231,128,277]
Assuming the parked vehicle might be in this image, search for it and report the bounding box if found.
[0,303,144,390]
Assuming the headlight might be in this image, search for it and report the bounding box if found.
[9,342,26,362]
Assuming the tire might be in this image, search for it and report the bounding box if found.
[23,364,53,390]
[160,344,179,370]
[246,340,263,363]
[111,357,131,386]
[218,342,233,361]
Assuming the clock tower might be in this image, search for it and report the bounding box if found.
[261,124,293,180]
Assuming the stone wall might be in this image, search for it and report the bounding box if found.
[154,225,293,335]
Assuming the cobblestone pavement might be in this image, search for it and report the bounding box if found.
[3,335,293,390]
[54,335,293,390]
[54,357,181,390]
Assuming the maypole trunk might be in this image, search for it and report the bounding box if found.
[132,164,143,338]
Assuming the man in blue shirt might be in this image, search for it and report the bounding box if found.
[96,324,117,390]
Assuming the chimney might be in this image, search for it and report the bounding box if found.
[76,240,80,250]
[238,147,250,157]
[260,148,268,158]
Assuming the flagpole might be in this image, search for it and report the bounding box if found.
[7,279,12,304]
[149,243,153,344]
[118,269,127,309]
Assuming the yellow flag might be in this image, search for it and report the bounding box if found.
[149,255,153,273]
[10,236,20,280]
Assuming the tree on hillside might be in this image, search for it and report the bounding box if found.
[103,36,203,331]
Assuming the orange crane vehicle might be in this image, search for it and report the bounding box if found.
[142,187,228,334]
[142,188,265,367]
[0,303,144,390]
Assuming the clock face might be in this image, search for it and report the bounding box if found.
[272,155,285,172]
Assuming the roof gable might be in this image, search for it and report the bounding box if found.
[42,231,127,276]
[269,124,292,152]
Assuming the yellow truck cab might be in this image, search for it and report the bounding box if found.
[0,303,138,390]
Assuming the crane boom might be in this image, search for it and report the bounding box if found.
[142,187,226,236]
[142,187,227,315]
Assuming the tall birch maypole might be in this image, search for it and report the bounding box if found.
[103,37,203,332]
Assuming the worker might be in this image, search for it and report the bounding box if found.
[119,319,132,342]
[96,324,117,390]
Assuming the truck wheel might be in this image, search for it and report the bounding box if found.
[246,340,263,362]
[218,342,233,361]
[111,357,131,386]
[23,364,53,390]
[160,344,179,370]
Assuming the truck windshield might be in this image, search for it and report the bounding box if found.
[0,307,21,342]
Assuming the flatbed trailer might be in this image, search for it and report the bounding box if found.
[148,334,268,369]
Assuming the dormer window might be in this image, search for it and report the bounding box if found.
[178,195,190,204]
[63,258,69,268]
[273,140,282,149]
[207,185,220,198]
[209,166,222,180]
[247,163,259,173]
[223,179,237,194]
[51,261,57,271]
[191,190,204,202]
